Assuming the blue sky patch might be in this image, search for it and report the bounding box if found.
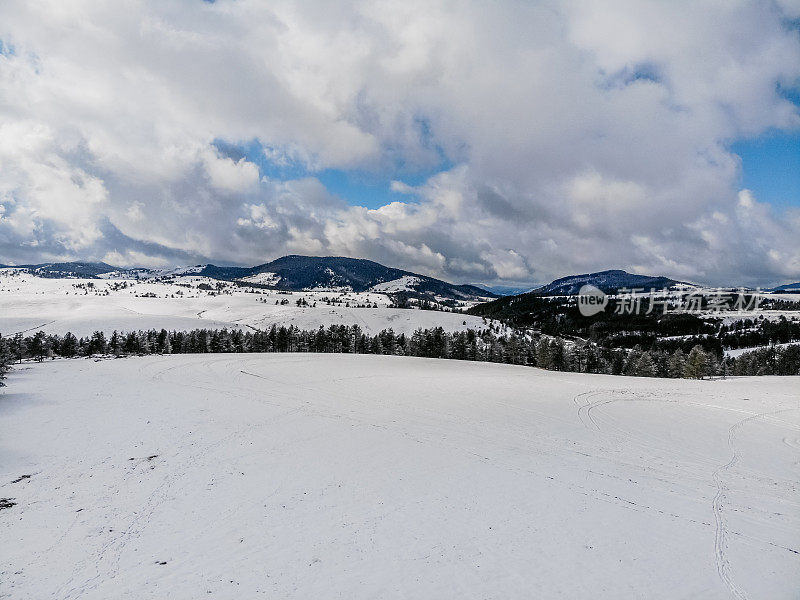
[213,138,452,209]
[732,129,800,208]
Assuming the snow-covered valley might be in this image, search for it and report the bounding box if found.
[1,355,798,599]
[0,271,490,337]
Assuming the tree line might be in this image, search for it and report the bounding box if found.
[1,324,798,386]
[470,294,800,356]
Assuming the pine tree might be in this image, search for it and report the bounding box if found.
[536,338,551,370]
[623,346,642,376]
[706,352,720,378]
[550,339,567,371]
[0,335,12,386]
[61,332,79,357]
[684,345,709,379]
[667,349,686,378]
[110,331,122,355]
[89,331,107,355]
[11,333,26,364]
[29,331,50,362]
[634,351,657,377]
[610,349,626,375]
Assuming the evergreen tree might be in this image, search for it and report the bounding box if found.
[61,332,79,357]
[29,331,51,362]
[110,331,122,355]
[667,349,686,378]
[550,339,567,371]
[610,349,626,375]
[162,332,172,354]
[623,346,642,376]
[634,351,657,377]
[536,338,551,370]
[706,352,720,378]
[11,333,26,364]
[89,331,107,355]
[684,345,709,379]
[0,335,12,386]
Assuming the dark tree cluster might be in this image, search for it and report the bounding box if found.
[729,344,800,376]
[470,294,800,360]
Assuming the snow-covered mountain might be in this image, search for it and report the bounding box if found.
[0,256,495,302]
[0,261,121,279]
[531,269,690,296]
[473,284,537,296]
[230,256,494,300]
[772,282,800,293]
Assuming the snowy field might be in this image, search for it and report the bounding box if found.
[0,271,491,337]
[1,355,798,599]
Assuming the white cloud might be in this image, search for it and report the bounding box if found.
[0,0,798,285]
[101,249,172,269]
[204,152,260,193]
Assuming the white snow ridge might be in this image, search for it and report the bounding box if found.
[1,355,798,599]
[370,276,422,292]
[236,272,282,286]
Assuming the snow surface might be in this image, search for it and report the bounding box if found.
[369,276,422,293]
[236,272,281,286]
[1,355,798,599]
[0,272,491,337]
[95,266,207,280]
[724,341,800,358]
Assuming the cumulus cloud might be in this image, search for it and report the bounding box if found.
[0,0,798,285]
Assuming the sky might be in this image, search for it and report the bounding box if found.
[0,0,799,288]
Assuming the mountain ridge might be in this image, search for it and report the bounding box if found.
[467,269,697,324]
[0,256,495,302]
[4,259,797,296]
[531,269,691,296]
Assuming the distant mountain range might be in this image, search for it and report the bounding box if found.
[2,259,797,300]
[0,261,121,279]
[473,284,537,296]
[466,269,696,323]
[526,269,800,295]
[0,256,495,302]
[467,268,800,324]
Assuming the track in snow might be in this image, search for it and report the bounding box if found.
[1,355,798,599]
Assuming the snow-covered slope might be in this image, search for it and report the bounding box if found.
[772,282,800,293]
[725,341,800,357]
[1,355,798,599]
[369,275,422,292]
[0,271,490,336]
[235,272,281,286]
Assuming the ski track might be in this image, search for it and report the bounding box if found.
[571,387,800,600]
[12,320,57,336]
[57,356,312,599]
[710,407,799,600]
